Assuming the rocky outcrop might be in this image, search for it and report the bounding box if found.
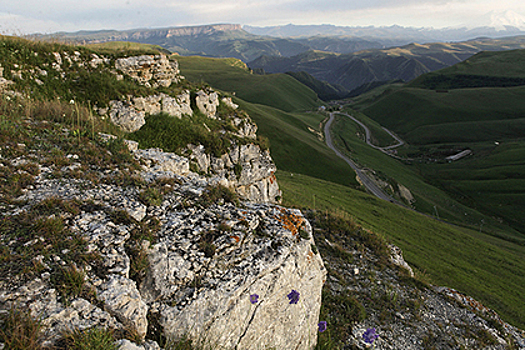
[0,138,324,350]
[147,205,325,350]
[109,100,146,133]
[187,143,281,203]
[131,91,193,118]
[195,89,219,118]
[115,54,182,88]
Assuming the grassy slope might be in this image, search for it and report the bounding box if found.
[176,55,319,112]
[277,170,525,329]
[177,51,525,328]
[330,114,525,241]
[177,55,359,187]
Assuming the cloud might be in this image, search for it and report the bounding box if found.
[2,0,525,33]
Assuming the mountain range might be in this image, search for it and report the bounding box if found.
[36,20,525,99]
[248,36,525,94]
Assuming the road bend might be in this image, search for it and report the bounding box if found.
[324,113,396,203]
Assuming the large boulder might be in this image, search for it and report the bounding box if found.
[142,204,326,350]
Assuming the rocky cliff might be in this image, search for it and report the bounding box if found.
[0,39,319,350]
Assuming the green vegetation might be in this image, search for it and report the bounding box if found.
[277,170,525,329]
[410,49,525,89]
[351,49,525,236]
[0,307,42,350]
[60,328,119,350]
[242,103,359,187]
[285,71,348,101]
[85,41,171,55]
[177,54,359,188]
[176,55,320,112]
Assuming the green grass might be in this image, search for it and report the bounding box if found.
[241,102,359,187]
[417,140,525,234]
[329,114,525,240]
[358,86,525,139]
[349,51,525,237]
[176,55,321,112]
[85,41,171,55]
[277,170,525,329]
[175,55,363,188]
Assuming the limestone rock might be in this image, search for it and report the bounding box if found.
[221,96,239,110]
[142,205,326,350]
[389,244,414,277]
[116,339,161,350]
[109,100,146,133]
[135,148,190,176]
[187,143,281,203]
[98,274,149,339]
[232,116,257,139]
[115,54,181,88]
[195,89,219,118]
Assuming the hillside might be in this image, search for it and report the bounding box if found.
[38,24,380,63]
[350,49,525,238]
[175,55,360,188]
[1,35,525,349]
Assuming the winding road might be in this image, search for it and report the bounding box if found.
[324,112,397,202]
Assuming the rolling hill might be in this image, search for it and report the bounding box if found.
[351,49,525,236]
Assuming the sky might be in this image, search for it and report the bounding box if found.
[1,0,525,35]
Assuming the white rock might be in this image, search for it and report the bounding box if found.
[98,275,149,339]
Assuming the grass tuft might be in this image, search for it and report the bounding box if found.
[0,307,42,350]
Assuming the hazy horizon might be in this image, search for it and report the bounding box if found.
[1,0,525,35]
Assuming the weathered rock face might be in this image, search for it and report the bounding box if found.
[109,100,146,133]
[187,143,281,203]
[115,54,182,88]
[195,89,219,118]
[143,204,325,350]
[130,91,193,119]
[0,138,324,350]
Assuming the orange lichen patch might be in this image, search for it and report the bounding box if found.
[306,250,315,263]
[230,235,241,243]
[276,208,304,236]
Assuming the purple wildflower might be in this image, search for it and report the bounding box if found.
[363,328,379,344]
[250,294,259,304]
[318,321,327,333]
[287,290,300,304]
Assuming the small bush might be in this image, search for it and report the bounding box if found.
[51,265,86,303]
[139,187,163,207]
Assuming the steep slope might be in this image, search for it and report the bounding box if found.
[0,35,328,349]
[176,55,360,188]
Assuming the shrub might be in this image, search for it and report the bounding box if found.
[199,184,239,207]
